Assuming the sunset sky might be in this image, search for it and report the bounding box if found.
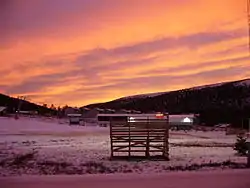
[0,0,249,107]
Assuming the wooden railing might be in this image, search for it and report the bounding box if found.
[110,118,169,160]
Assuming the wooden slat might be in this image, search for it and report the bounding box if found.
[112,138,165,141]
[111,133,165,136]
[112,135,164,138]
[112,128,159,130]
[111,134,164,138]
[113,145,147,149]
[112,141,164,144]
[110,117,169,159]
[112,140,145,142]
[114,129,166,132]
[111,135,165,138]
[116,130,166,132]
[110,119,114,158]
[112,150,163,152]
[114,145,163,148]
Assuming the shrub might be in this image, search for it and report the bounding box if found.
[12,152,36,166]
[234,134,248,156]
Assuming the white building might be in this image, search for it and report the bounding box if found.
[97,113,168,127]
[169,114,197,125]
[97,113,198,128]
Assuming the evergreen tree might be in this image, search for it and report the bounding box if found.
[234,133,248,156]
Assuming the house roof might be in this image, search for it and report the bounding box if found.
[67,113,82,117]
[0,106,7,112]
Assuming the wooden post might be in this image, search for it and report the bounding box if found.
[248,118,250,135]
[110,117,114,158]
[128,119,131,157]
[166,120,169,160]
[163,115,169,160]
[247,142,250,168]
[146,117,150,158]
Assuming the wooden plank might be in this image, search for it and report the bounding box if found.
[112,137,130,140]
[113,145,131,151]
[110,117,169,160]
[112,136,164,139]
[112,139,164,142]
[113,142,164,148]
[128,120,131,157]
[112,136,165,138]
[150,145,164,150]
[125,129,166,132]
[111,135,165,138]
[110,118,114,158]
[113,137,165,140]
[112,150,163,152]
[111,129,130,131]
[112,128,167,130]
[112,133,165,135]
[111,132,150,135]
[112,136,165,139]
[113,144,147,147]
[163,118,169,159]
[112,140,145,143]
[113,145,148,148]
[129,123,168,126]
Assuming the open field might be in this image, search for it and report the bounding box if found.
[0,117,248,176]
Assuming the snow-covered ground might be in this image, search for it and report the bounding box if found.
[1,169,250,188]
[0,117,248,176]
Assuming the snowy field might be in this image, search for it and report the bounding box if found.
[0,117,248,176]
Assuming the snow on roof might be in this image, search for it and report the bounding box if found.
[96,108,105,111]
[0,106,7,112]
[106,109,116,112]
[131,110,141,113]
[67,114,82,117]
[82,107,90,110]
[169,114,196,123]
[120,109,132,113]
[214,124,230,128]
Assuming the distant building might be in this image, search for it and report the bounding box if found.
[131,110,142,114]
[68,114,82,125]
[0,106,7,116]
[169,114,199,130]
[81,108,109,124]
[82,108,99,119]
[64,107,80,116]
[105,109,116,113]
[97,112,168,127]
[18,110,38,115]
[82,108,118,118]
[114,109,131,114]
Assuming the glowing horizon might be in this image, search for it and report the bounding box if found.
[0,0,249,107]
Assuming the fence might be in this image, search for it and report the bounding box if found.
[109,116,169,160]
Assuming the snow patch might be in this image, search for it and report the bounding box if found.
[234,79,250,87]
[0,117,247,176]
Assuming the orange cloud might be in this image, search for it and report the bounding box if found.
[0,0,249,106]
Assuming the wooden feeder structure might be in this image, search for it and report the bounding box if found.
[109,113,169,160]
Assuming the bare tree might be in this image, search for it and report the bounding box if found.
[15,96,27,119]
